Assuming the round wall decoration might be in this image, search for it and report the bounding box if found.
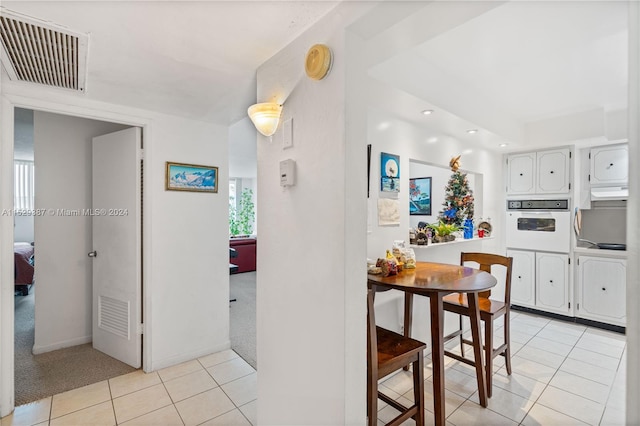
[305,44,332,80]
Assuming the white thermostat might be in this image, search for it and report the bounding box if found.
[280,159,296,186]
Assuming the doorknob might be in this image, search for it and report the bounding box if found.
[88,251,97,258]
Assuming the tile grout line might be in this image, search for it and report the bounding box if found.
[107,379,118,426]
[158,373,186,426]
[517,319,612,426]
[48,394,54,425]
[197,354,256,425]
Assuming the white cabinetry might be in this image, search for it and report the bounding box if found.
[507,148,571,195]
[536,252,570,315]
[508,250,535,308]
[590,144,628,186]
[507,153,536,194]
[577,256,626,326]
[537,150,571,193]
[508,250,570,315]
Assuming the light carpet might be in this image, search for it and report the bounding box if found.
[230,271,257,369]
[14,290,136,406]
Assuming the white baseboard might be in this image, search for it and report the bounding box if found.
[32,335,92,355]
[148,340,231,372]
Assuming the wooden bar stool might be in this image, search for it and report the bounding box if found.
[442,252,514,397]
[367,289,426,426]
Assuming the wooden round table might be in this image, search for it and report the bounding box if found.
[368,262,497,425]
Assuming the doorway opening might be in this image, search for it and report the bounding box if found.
[228,118,258,370]
[12,108,143,406]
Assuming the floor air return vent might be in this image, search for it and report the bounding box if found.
[0,9,88,92]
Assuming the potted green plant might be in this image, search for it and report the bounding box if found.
[230,188,255,237]
[428,221,459,243]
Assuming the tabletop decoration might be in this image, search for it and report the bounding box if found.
[429,221,459,243]
[376,257,398,277]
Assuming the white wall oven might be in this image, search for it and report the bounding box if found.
[506,199,570,253]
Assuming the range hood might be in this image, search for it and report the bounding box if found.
[591,186,628,201]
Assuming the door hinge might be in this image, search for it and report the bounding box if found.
[137,323,145,335]
[577,303,580,310]
[568,258,571,265]
[569,183,571,190]
[577,258,580,265]
[569,151,572,159]
[588,152,591,159]
[588,174,590,182]
[568,302,571,309]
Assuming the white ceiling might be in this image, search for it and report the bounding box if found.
[2,1,339,125]
[362,1,629,151]
[1,1,630,154]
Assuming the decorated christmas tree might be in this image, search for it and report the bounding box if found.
[438,156,474,227]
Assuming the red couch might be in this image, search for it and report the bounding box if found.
[229,237,256,273]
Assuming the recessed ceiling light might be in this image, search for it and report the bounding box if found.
[377,122,390,131]
[421,109,434,115]
[462,149,473,154]
[466,129,478,134]
[426,137,438,144]
[499,143,509,147]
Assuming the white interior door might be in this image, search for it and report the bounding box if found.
[91,127,141,368]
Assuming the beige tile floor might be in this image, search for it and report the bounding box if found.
[1,349,256,426]
[1,311,627,425]
[377,311,626,425]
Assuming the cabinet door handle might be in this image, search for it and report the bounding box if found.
[550,170,554,174]
[518,275,522,279]
[602,287,606,291]
[608,163,614,168]
[519,173,523,176]
[549,280,553,283]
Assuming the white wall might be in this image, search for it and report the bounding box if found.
[255,3,372,424]
[366,109,503,261]
[148,113,230,368]
[1,82,231,415]
[32,111,129,353]
[13,217,33,243]
[626,3,640,424]
[229,118,257,179]
[229,119,258,236]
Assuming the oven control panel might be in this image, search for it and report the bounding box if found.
[507,199,569,210]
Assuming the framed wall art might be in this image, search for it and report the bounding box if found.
[380,152,400,192]
[165,162,218,193]
[409,176,432,215]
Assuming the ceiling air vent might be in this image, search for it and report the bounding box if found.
[0,9,88,92]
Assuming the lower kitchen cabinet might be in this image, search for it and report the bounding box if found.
[507,249,570,315]
[577,256,626,326]
[536,252,570,315]
[508,249,535,308]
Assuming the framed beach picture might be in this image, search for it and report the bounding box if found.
[409,177,432,215]
[165,162,218,193]
[380,152,400,192]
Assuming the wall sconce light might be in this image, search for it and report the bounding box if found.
[247,102,283,137]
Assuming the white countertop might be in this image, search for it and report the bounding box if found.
[410,236,493,249]
[574,246,628,258]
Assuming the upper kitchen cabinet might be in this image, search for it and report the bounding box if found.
[507,152,535,194]
[507,148,571,195]
[589,143,628,187]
